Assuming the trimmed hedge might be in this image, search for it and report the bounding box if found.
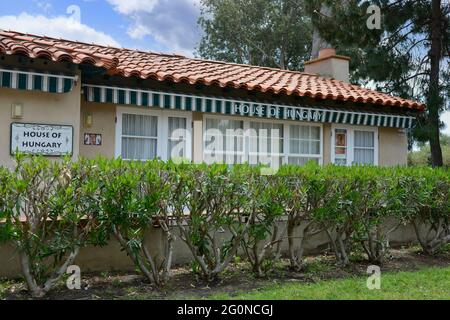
[0,156,449,296]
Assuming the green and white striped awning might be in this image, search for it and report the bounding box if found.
[0,69,77,93]
[83,84,416,129]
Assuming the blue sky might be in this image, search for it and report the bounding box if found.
[0,0,202,55]
[0,0,448,134]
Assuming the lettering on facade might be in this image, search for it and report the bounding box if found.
[11,123,73,156]
[233,103,323,122]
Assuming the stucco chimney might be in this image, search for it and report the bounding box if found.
[304,48,351,82]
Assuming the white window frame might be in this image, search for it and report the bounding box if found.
[203,115,246,164]
[203,114,323,165]
[331,124,379,166]
[285,122,323,165]
[115,106,192,161]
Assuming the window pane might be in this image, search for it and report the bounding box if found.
[299,125,310,139]
[121,137,157,160]
[354,149,374,164]
[311,141,320,154]
[335,147,346,155]
[168,140,185,158]
[288,157,319,165]
[354,131,375,164]
[168,117,186,134]
[311,126,320,140]
[204,118,244,165]
[247,121,284,168]
[335,129,347,147]
[300,141,309,154]
[334,129,347,165]
[168,117,187,159]
[122,114,157,137]
[121,113,158,160]
[289,125,321,156]
[206,118,243,131]
[289,139,299,154]
[290,125,299,139]
[249,121,283,154]
[354,131,374,148]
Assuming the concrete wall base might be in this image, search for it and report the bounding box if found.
[0,220,419,278]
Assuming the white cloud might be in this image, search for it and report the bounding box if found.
[107,0,202,56]
[0,12,120,47]
[127,23,151,39]
[107,0,159,14]
[35,1,52,14]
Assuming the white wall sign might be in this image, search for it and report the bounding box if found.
[11,123,73,156]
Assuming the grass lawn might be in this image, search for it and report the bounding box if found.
[202,266,450,300]
[2,248,449,300]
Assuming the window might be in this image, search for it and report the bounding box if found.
[331,125,378,166]
[248,122,284,166]
[204,118,244,164]
[121,113,158,160]
[168,117,187,159]
[203,115,323,166]
[288,124,321,165]
[334,129,348,165]
[354,130,375,165]
[116,107,192,161]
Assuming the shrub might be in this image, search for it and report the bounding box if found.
[96,158,174,287]
[0,166,14,243]
[349,167,402,264]
[396,167,450,254]
[241,172,287,276]
[310,167,359,266]
[0,155,100,297]
[169,163,254,282]
[277,164,324,270]
[1,155,450,294]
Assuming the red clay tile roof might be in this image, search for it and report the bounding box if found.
[0,30,425,111]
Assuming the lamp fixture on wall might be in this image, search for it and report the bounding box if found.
[84,112,93,127]
[11,103,23,119]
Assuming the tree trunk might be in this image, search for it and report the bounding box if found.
[428,0,443,167]
[311,1,351,59]
[311,3,332,59]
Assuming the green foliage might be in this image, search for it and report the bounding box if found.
[242,172,288,276]
[197,0,312,70]
[409,134,450,167]
[276,163,327,269]
[1,156,450,294]
[95,158,174,286]
[0,154,101,297]
[198,0,449,165]
[169,163,257,281]
[308,0,450,165]
[0,166,14,243]
[395,166,450,254]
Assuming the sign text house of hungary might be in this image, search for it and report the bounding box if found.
[233,103,324,121]
[11,123,73,156]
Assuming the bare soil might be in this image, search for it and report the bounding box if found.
[2,246,450,300]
